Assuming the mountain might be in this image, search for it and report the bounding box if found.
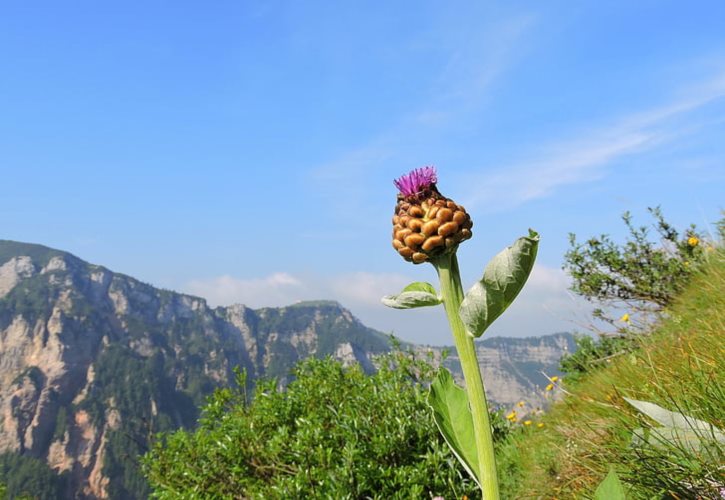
[430,333,575,409]
[0,240,573,498]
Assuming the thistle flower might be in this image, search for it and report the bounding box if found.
[392,166,473,264]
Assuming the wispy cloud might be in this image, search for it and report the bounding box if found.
[183,264,582,344]
[184,271,412,310]
[185,272,304,309]
[304,11,536,219]
[460,71,725,212]
[422,13,537,125]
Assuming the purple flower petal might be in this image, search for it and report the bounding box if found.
[394,166,438,197]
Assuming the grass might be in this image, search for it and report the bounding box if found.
[499,249,725,499]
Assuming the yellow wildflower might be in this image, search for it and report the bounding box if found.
[619,313,630,323]
[523,420,532,426]
[506,411,517,421]
[545,383,554,391]
[688,236,699,247]
[550,376,559,383]
[537,423,545,428]
[517,401,525,408]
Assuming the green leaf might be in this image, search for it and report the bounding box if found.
[459,230,540,337]
[381,282,442,309]
[427,368,481,487]
[624,398,725,440]
[594,468,626,500]
[631,426,720,452]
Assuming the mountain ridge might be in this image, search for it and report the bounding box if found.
[0,240,573,498]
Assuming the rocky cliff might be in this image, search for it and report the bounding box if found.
[432,333,575,409]
[0,240,573,498]
[0,241,391,498]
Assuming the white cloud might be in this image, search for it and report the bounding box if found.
[461,71,725,212]
[183,264,587,345]
[185,272,304,309]
[185,271,414,310]
[328,271,411,307]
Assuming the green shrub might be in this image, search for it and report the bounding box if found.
[0,453,67,499]
[564,206,707,314]
[142,351,495,498]
[560,207,713,376]
[559,334,635,380]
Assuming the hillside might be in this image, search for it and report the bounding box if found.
[0,241,392,498]
[502,250,724,498]
[0,240,572,499]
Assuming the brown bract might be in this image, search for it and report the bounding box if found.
[392,186,473,264]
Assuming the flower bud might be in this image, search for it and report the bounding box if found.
[392,166,473,264]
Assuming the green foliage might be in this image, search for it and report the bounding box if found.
[460,230,539,338]
[594,468,626,500]
[503,249,725,498]
[561,208,713,376]
[143,352,493,498]
[78,345,200,499]
[0,453,68,499]
[428,367,481,486]
[622,390,725,498]
[559,333,635,379]
[0,276,57,324]
[381,281,442,309]
[0,240,64,269]
[564,207,707,312]
[53,406,68,442]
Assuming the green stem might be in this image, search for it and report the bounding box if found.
[434,252,499,499]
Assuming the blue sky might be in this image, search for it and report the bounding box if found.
[2,1,723,344]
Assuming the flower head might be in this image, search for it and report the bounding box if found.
[394,166,438,197]
[619,313,630,323]
[523,420,532,426]
[545,383,554,392]
[517,401,525,408]
[687,236,699,247]
[550,376,559,383]
[537,422,545,428]
[506,411,517,421]
[391,166,473,264]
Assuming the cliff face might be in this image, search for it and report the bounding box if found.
[0,241,389,498]
[433,334,575,409]
[0,240,573,499]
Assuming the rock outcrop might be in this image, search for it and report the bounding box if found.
[0,241,390,498]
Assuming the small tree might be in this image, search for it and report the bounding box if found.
[560,207,712,375]
[564,207,707,327]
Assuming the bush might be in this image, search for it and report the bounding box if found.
[142,351,495,498]
[564,207,707,315]
[0,453,68,499]
[559,334,635,380]
[560,207,713,375]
